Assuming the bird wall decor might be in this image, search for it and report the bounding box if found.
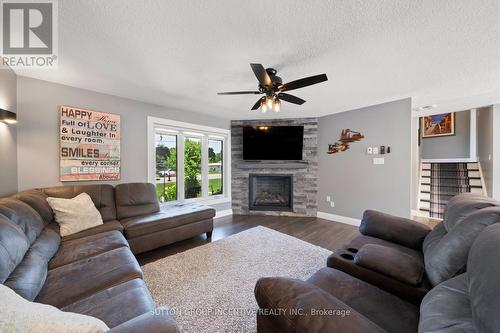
[327,129,365,154]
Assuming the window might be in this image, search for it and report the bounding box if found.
[155,132,177,202]
[184,136,202,199]
[208,139,223,196]
[149,117,230,204]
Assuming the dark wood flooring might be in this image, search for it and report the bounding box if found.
[137,215,359,265]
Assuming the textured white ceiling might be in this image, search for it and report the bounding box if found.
[16,0,500,119]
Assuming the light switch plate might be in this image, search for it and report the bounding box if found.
[326,195,331,202]
[373,157,385,165]
[373,147,379,155]
[330,201,335,207]
[367,147,373,155]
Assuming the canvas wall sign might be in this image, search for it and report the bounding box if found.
[421,113,455,138]
[60,106,121,181]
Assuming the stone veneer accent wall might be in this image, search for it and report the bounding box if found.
[231,118,318,216]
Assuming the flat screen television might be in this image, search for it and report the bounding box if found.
[243,126,304,160]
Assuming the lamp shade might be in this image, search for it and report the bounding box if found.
[0,108,16,124]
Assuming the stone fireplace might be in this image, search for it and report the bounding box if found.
[249,174,293,211]
[231,118,318,217]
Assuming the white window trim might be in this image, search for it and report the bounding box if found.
[147,116,231,205]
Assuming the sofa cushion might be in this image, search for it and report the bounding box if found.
[421,221,447,259]
[329,233,431,304]
[0,198,45,244]
[441,193,499,231]
[48,220,124,241]
[42,185,117,222]
[354,244,424,286]
[308,267,419,333]
[49,230,128,269]
[36,246,142,308]
[115,183,160,220]
[47,193,104,237]
[120,202,215,239]
[62,278,155,328]
[359,210,431,250]
[0,284,109,333]
[107,311,181,333]
[418,274,473,333]
[338,233,424,259]
[255,276,386,333]
[0,214,30,283]
[424,206,500,286]
[127,218,213,254]
[467,223,500,333]
[4,227,60,301]
[14,189,53,224]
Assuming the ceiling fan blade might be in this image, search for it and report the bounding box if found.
[250,63,272,88]
[277,93,306,105]
[251,96,265,110]
[279,74,328,92]
[217,91,261,95]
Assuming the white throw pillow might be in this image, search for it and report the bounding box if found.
[46,193,103,237]
[0,284,109,333]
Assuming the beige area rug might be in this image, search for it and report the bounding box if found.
[142,226,332,333]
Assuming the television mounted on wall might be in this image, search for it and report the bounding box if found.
[242,126,304,160]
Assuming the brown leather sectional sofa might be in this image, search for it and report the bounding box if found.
[1,182,216,331]
[255,194,500,332]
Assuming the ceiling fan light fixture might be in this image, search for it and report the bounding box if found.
[266,96,273,110]
[260,99,268,113]
[217,63,328,112]
[273,98,281,112]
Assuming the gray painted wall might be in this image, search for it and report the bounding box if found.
[477,107,493,196]
[421,110,471,159]
[17,76,230,191]
[493,104,500,200]
[318,98,412,219]
[0,65,18,196]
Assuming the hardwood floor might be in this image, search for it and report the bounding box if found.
[412,215,442,228]
[137,215,359,265]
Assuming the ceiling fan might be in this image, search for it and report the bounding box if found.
[217,63,328,112]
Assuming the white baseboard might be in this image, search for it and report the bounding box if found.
[317,212,361,227]
[215,209,233,219]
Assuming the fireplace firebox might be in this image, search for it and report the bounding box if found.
[249,174,293,211]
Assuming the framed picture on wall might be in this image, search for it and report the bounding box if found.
[421,112,455,138]
[59,105,121,181]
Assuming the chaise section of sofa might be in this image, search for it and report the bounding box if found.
[115,182,215,254]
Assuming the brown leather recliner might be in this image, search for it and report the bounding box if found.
[326,193,500,305]
[255,222,500,333]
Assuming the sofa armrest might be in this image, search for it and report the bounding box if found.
[254,277,386,333]
[359,210,431,250]
[108,310,181,333]
[354,244,424,286]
